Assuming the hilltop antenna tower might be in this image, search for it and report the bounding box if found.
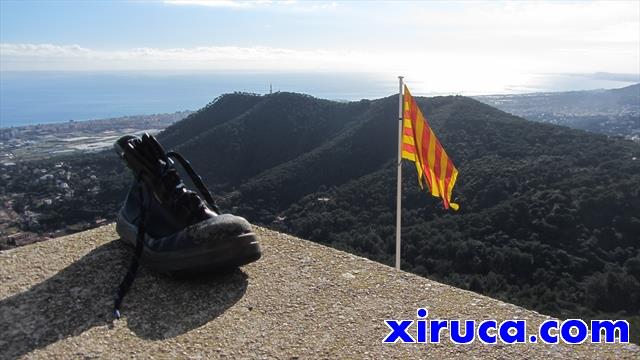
[270,83,273,95]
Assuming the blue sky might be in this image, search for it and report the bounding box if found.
[1,0,639,94]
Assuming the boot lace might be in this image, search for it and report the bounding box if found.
[113,151,219,319]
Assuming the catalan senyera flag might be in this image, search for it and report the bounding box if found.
[401,85,459,210]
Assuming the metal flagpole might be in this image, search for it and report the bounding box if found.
[395,76,404,270]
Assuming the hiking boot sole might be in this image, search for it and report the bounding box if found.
[116,213,262,274]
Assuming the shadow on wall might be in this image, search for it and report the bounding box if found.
[0,240,248,359]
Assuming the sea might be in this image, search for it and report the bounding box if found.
[1,71,636,128]
[0,71,396,128]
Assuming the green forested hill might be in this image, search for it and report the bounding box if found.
[4,91,639,341]
[161,93,372,188]
[159,92,264,149]
[169,92,640,339]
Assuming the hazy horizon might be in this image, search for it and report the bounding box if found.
[1,0,638,127]
[1,70,638,128]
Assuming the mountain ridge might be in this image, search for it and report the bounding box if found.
[162,92,370,187]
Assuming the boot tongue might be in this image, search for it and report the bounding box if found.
[159,167,208,223]
[133,133,210,223]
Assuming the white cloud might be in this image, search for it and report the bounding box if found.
[0,43,373,72]
[164,0,302,9]
[164,0,253,8]
[162,0,336,13]
[1,41,637,94]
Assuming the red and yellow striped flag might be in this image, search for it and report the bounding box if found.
[401,85,459,210]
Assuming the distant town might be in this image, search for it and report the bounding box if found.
[474,84,640,142]
[0,111,192,248]
[1,111,192,162]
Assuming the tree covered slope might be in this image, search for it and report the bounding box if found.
[166,92,640,337]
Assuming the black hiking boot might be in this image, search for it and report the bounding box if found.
[112,133,261,318]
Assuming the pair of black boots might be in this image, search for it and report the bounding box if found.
[112,134,261,318]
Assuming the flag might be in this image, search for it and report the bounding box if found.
[401,85,459,210]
